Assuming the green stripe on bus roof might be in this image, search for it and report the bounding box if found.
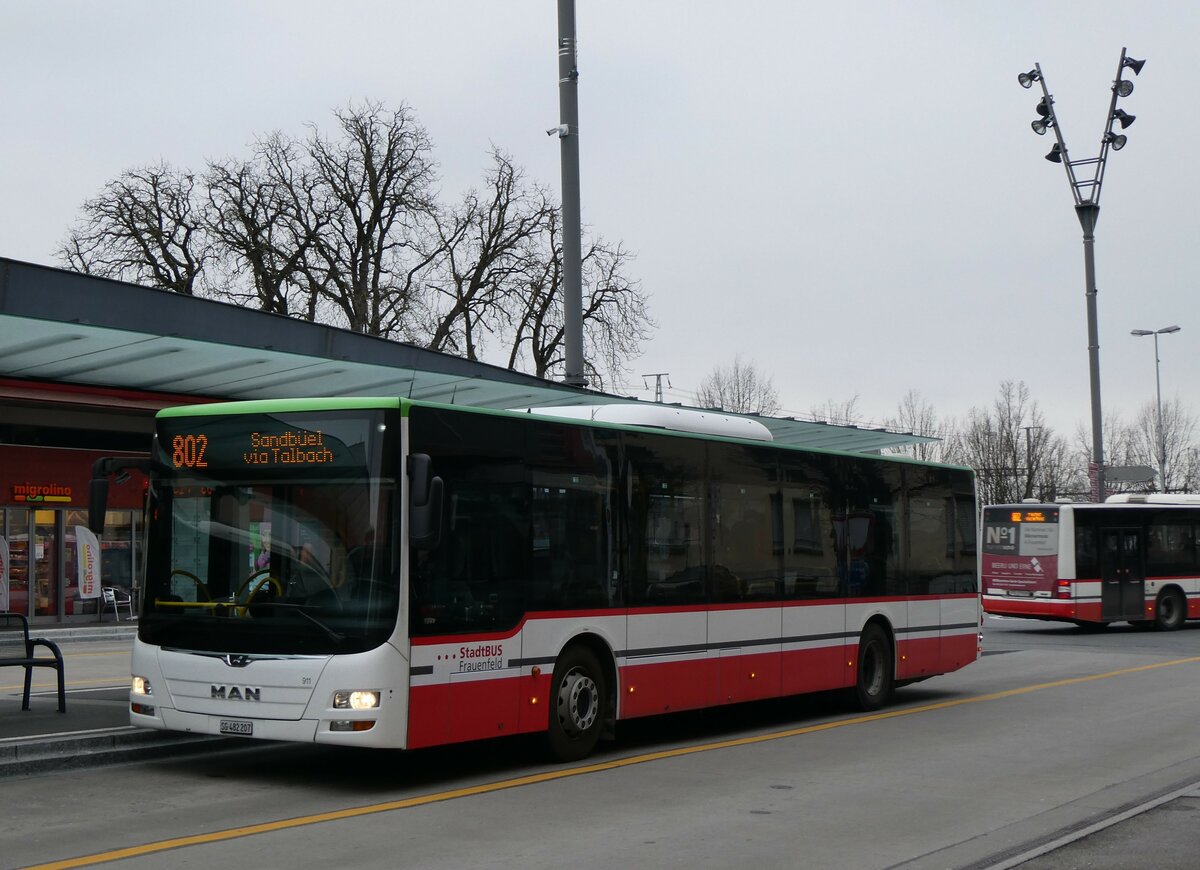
[158,397,402,418]
[154,395,967,473]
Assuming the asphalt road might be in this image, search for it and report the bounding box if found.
[3,616,1199,870]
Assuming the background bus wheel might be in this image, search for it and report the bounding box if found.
[854,624,894,711]
[546,646,606,763]
[1154,589,1186,631]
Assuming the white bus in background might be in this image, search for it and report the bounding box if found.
[982,495,1200,630]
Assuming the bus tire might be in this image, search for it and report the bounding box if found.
[1153,588,1186,631]
[546,645,607,763]
[854,623,894,712]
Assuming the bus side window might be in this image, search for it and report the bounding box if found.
[1075,519,1098,579]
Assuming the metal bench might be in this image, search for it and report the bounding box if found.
[0,612,66,713]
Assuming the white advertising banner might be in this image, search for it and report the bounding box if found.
[75,525,102,600]
[0,536,9,611]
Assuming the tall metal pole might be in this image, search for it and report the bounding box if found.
[1077,203,1105,502]
[1152,330,1166,489]
[556,0,586,387]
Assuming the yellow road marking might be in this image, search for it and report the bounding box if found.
[23,655,1200,870]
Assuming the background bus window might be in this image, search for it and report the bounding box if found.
[1145,518,1199,578]
[626,434,707,606]
[836,460,902,598]
[711,443,779,601]
[905,467,977,594]
[1075,513,1099,579]
[528,424,617,611]
[780,457,839,599]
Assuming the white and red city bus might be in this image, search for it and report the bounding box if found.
[982,495,1200,630]
[93,396,981,761]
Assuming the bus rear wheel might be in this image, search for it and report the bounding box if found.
[545,646,607,763]
[1154,588,1186,631]
[854,624,894,711]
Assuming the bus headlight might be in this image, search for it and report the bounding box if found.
[333,690,380,710]
[132,676,153,696]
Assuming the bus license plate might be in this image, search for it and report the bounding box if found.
[220,719,253,736]
[1008,590,1033,597]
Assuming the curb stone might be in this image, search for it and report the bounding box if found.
[0,727,233,778]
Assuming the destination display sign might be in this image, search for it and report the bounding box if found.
[157,412,381,476]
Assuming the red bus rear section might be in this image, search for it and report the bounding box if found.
[983,498,1200,629]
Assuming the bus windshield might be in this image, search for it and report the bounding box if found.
[139,409,398,655]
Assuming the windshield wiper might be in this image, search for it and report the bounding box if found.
[250,602,345,643]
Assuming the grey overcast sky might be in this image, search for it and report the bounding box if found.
[2,1,1196,438]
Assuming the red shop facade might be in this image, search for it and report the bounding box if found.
[0,444,148,622]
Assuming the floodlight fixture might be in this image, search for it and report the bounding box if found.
[1031,118,1052,135]
[1018,69,1041,88]
[1123,56,1146,75]
[1036,97,1050,118]
[1045,142,1063,163]
[1112,109,1136,129]
[1116,79,1134,97]
[1104,132,1127,151]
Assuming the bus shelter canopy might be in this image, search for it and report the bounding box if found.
[0,258,934,454]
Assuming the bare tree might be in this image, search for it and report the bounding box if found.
[503,211,653,390]
[696,356,780,416]
[1073,409,1143,497]
[1129,398,1198,493]
[953,381,1070,504]
[300,101,441,338]
[576,239,653,391]
[204,132,329,318]
[1076,399,1200,495]
[424,149,554,360]
[808,396,861,427]
[58,162,208,295]
[56,101,655,382]
[884,390,955,462]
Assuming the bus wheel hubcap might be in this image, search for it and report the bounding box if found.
[863,645,882,694]
[558,670,598,736]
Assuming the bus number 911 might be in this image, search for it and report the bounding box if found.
[172,434,209,468]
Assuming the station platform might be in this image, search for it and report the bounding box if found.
[0,623,226,776]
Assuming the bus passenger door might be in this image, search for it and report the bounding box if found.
[1100,527,1144,622]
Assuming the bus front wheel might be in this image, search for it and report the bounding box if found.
[854,624,894,711]
[546,646,607,763]
[1154,588,1186,631]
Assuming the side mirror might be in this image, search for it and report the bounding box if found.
[408,453,443,550]
[88,477,110,535]
[89,457,152,535]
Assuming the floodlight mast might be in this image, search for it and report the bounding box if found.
[1021,47,1144,502]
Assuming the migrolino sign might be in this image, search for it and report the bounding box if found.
[12,483,73,504]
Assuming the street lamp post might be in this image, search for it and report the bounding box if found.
[1019,49,1145,502]
[1131,325,1181,490]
